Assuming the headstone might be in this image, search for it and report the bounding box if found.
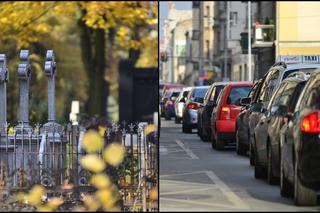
[15,50,33,134]
[0,54,8,136]
[42,50,63,140]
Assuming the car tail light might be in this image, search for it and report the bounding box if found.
[187,102,200,110]
[166,100,173,105]
[301,111,320,133]
[220,106,231,120]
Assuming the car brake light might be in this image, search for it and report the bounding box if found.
[221,106,231,120]
[301,111,320,133]
[187,103,199,109]
[166,100,173,105]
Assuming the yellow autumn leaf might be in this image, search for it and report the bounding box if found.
[98,126,107,137]
[82,130,104,153]
[90,173,111,189]
[96,188,112,204]
[103,143,125,166]
[27,185,46,206]
[150,187,158,201]
[83,195,100,211]
[80,155,106,173]
[144,124,156,135]
[47,197,64,209]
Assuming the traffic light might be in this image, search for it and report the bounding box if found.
[160,51,168,62]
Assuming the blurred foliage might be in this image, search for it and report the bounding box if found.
[0,1,158,123]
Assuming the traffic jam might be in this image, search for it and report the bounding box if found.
[160,55,320,206]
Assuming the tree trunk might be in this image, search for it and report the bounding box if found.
[78,11,107,117]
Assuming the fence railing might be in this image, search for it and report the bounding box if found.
[0,121,158,211]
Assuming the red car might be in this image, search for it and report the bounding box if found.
[210,82,254,150]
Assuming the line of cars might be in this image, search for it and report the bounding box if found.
[161,55,320,206]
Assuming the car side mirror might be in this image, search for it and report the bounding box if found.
[240,97,251,106]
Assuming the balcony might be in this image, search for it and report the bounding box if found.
[252,24,275,48]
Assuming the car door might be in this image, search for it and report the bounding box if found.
[203,85,223,130]
[199,85,213,129]
[211,86,226,137]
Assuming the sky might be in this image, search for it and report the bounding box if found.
[159,1,192,40]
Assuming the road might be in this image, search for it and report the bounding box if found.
[159,118,320,211]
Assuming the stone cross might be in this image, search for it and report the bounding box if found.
[43,50,62,135]
[17,50,31,125]
[0,54,8,134]
[44,50,56,122]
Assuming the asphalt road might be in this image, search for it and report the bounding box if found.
[159,118,320,212]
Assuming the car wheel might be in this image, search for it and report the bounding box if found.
[174,117,181,124]
[182,122,192,133]
[211,130,216,149]
[254,141,267,179]
[294,160,317,206]
[165,112,171,120]
[249,139,255,166]
[202,127,210,142]
[216,133,225,151]
[236,130,247,156]
[267,142,279,185]
[280,151,293,197]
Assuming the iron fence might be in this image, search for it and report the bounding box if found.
[0,121,158,211]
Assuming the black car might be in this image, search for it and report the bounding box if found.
[280,70,320,206]
[248,62,320,168]
[161,90,181,120]
[235,79,262,155]
[197,82,226,142]
[253,73,308,183]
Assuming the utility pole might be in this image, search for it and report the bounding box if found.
[223,1,230,81]
[248,1,252,81]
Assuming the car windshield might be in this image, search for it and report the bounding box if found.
[228,86,252,105]
[282,68,317,80]
[171,92,180,98]
[193,87,209,98]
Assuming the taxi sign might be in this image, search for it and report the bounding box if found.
[277,55,320,64]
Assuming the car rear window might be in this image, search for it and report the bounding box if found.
[227,86,252,105]
[282,68,316,80]
[171,92,180,97]
[182,90,189,98]
[193,87,209,98]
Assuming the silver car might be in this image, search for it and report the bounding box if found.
[182,86,209,133]
[174,87,192,124]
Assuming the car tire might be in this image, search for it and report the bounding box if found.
[294,160,317,206]
[182,122,192,133]
[280,151,293,197]
[267,142,279,185]
[211,131,216,149]
[175,117,181,124]
[236,130,247,156]
[165,112,171,120]
[249,139,255,166]
[216,133,225,151]
[254,142,267,179]
[201,127,210,142]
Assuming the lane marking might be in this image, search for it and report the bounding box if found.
[175,139,199,159]
[161,186,219,196]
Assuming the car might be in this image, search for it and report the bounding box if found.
[279,69,320,205]
[160,84,184,117]
[235,79,263,156]
[253,72,308,183]
[248,60,320,167]
[197,82,227,142]
[161,89,181,120]
[182,86,209,133]
[211,82,254,150]
[174,87,192,124]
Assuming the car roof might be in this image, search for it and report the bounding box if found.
[192,86,210,90]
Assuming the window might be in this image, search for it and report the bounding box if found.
[192,30,200,40]
[260,69,279,103]
[206,5,210,17]
[227,86,252,105]
[287,81,306,113]
[193,87,210,98]
[193,1,200,8]
[230,12,238,26]
[210,85,224,103]
[207,40,210,55]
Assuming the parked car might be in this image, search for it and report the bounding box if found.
[174,87,192,124]
[182,86,209,133]
[279,70,320,205]
[248,61,320,167]
[211,82,253,150]
[253,73,308,183]
[197,82,227,142]
[235,79,263,155]
[161,89,181,120]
